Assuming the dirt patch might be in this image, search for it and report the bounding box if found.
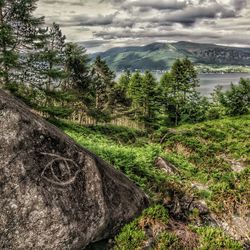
[211,214,250,243]
[219,154,246,173]
[168,220,199,249]
[175,143,193,157]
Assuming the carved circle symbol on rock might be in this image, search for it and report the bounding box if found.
[41,153,82,186]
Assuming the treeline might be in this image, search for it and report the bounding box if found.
[0,0,249,130]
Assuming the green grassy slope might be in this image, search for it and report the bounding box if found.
[53,115,250,249]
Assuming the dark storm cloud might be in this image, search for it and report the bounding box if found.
[231,0,247,11]
[75,13,117,26]
[42,0,85,6]
[121,0,188,11]
[159,3,237,26]
[54,13,117,27]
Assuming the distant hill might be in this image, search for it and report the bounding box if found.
[89,41,250,71]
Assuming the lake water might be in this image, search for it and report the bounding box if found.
[117,72,250,96]
[157,72,250,96]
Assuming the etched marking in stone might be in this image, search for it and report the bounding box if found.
[41,153,82,186]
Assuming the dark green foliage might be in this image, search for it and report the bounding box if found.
[91,56,115,111]
[0,0,43,84]
[127,71,144,119]
[181,92,210,123]
[141,71,159,129]
[218,78,250,116]
[159,58,202,126]
[33,22,66,89]
[112,70,132,108]
[64,42,90,92]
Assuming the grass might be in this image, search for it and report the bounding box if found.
[160,115,250,215]
[51,115,249,249]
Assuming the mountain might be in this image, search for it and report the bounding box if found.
[90,41,250,71]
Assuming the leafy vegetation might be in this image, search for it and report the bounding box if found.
[53,113,249,249]
[1,2,249,129]
[194,226,243,250]
[1,2,249,249]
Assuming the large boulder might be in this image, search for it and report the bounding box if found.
[0,90,148,249]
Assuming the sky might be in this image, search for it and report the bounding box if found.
[35,0,250,53]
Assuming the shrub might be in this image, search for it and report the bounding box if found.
[154,232,183,250]
[194,226,243,250]
[141,205,169,224]
[114,219,146,250]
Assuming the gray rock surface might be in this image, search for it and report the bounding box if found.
[0,90,148,249]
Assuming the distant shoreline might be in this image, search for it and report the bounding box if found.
[116,69,250,75]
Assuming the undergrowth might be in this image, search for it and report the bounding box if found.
[51,115,249,249]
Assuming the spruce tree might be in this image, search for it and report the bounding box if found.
[64,42,90,92]
[91,56,115,111]
[112,70,131,109]
[0,0,43,85]
[142,71,158,128]
[160,58,200,126]
[127,71,144,120]
[0,0,18,85]
[64,42,91,120]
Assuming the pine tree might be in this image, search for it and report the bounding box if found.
[219,78,250,116]
[64,42,91,121]
[127,71,144,120]
[0,0,18,85]
[25,23,71,118]
[39,23,66,91]
[0,0,43,85]
[160,58,200,126]
[64,42,90,92]
[142,71,158,128]
[171,57,199,99]
[112,70,131,108]
[91,56,115,111]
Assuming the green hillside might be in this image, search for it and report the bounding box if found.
[91,41,250,72]
[53,114,250,249]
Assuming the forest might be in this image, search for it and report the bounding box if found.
[0,1,249,131]
[1,1,250,249]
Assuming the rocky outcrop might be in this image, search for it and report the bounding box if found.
[0,90,148,249]
[155,157,180,175]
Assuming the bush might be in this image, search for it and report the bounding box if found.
[154,232,183,250]
[114,219,146,250]
[218,78,250,116]
[206,106,222,120]
[141,204,169,224]
[194,226,243,250]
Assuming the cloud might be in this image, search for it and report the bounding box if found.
[35,0,250,52]
[73,13,117,26]
[231,0,247,11]
[121,0,188,11]
[79,39,109,48]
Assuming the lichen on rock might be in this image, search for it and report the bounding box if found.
[0,89,148,249]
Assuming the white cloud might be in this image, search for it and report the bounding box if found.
[35,0,250,52]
